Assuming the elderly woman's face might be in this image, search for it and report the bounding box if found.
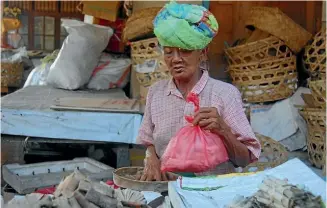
[163,47,202,81]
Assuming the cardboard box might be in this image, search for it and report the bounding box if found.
[81,1,121,22]
[129,148,146,167]
[139,84,150,105]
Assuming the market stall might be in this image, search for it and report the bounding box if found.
[1,1,326,207]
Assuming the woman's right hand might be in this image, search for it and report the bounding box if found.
[137,146,168,181]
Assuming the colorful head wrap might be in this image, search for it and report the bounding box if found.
[153,1,219,50]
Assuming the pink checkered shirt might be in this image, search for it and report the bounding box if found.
[137,70,261,175]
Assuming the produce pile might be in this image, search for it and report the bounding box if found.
[226,177,324,208]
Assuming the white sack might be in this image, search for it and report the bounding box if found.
[87,53,131,90]
[23,62,52,88]
[47,19,113,90]
[250,87,311,151]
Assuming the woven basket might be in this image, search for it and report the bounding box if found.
[130,38,161,64]
[299,108,326,169]
[242,133,288,173]
[303,28,326,80]
[228,57,298,103]
[299,107,326,130]
[123,7,161,42]
[245,7,312,53]
[307,126,326,169]
[225,36,293,65]
[308,80,326,108]
[136,70,171,87]
[1,62,24,87]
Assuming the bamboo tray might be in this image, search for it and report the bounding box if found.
[245,6,312,53]
[241,133,288,173]
[113,167,178,193]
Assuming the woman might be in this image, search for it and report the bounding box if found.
[137,1,261,181]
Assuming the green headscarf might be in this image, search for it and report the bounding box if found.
[153,1,219,50]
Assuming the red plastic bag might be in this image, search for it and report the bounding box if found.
[161,93,229,173]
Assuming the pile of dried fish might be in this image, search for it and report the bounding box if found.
[226,176,324,208]
[5,169,148,208]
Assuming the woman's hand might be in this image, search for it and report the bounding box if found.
[192,107,252,167]
[137,146,168,181]
[192,107,229,135]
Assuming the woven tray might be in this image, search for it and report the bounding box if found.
[245,7,312,53]
[299,107,326,169]
[113,167,178,192]
[303,28,326,80]
[242,133,288,173]
[225,36,293,65]
[1,62,23,87]
[130,38,161,64]
[228,57,298,103]
[123,7,161,42]
[308,79,326,108]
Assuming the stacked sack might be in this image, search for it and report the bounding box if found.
[123,7,171,104]
[225,7,312,104]
[299,28,326,173]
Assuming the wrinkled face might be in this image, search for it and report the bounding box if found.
[163,47,202,81]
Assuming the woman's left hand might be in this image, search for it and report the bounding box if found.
[192,107,229,135]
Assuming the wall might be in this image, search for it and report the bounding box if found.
[132,0,202,12]
[208,1,323,81]
[323,1,326,29]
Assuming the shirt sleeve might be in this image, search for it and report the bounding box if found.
[136,86,155,146]
[221,86,261,162]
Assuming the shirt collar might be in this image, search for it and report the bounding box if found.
[165,70,209,97]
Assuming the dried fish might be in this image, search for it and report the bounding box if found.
[115,188,146,205]
[225,176,323,208]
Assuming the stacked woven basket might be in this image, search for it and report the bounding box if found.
[123,7,171,104]
[1,49,24,88]
[130,38,171,104]
[225,7,312,104]
[299,28,326,173]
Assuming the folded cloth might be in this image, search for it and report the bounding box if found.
[177,177,225,191]
[153,0,219,50]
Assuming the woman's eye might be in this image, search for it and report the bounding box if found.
[180,49,191,53]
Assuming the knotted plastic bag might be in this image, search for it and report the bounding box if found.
[161,93,229,173]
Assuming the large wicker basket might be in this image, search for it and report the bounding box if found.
[308,79,326,108]
[123,7,161,42]
[303,28,326,80]
[1,62,24,87]
[130,38,161,64]
[136,71,171,87]
[228,57,298,103]
[242,133,288,173]
[245,7,312,53]
[299,108,326,169]
[225,36,293,65]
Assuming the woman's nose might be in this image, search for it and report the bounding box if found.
[171,51,182,63]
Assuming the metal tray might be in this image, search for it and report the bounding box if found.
[2,157,114,194]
